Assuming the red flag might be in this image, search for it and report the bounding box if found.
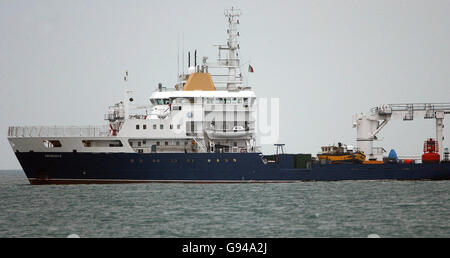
[248,65,254,73]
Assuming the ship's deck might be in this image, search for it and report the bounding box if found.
[8,125,111,138]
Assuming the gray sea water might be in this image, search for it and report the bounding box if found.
[0,170,448,238]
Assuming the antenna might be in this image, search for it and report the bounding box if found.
[182,33,185,75]
[177,35,180,77]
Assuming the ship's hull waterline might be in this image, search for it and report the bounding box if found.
[15,152,450,185]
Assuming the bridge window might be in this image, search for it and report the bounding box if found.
[160,124,164,129]
[136,125,140,130]
[156,99,170,105]
[143,125,147,130]
[153,124,157,129]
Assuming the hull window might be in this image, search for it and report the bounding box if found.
[82,140,123,147]
[43,140,62,148]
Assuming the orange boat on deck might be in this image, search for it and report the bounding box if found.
[317,142,366,164]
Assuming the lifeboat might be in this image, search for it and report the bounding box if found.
[205,126,253,139]
[317,142,366,164]
[422,138,440,164]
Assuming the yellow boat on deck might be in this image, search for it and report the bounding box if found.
[317,143,366,164]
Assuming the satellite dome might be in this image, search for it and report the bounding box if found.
[188,66,196,74]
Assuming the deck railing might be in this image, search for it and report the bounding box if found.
[8,125,111,138]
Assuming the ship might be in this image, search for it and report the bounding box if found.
[7,7,450,184]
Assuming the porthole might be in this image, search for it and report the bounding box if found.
[216,159,220,163]
[130,159,135,163]
[233,158,237,163]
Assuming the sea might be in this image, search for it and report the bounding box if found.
[0,170,448,238]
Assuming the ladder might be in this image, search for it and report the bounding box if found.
[193,136,207,152]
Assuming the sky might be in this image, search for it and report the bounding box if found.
[1,0,449,169]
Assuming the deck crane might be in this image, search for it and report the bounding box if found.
[353,103,450,161]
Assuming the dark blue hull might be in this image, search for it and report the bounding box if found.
[14,152,450,184]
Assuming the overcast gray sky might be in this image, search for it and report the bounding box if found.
[1,0,449,169]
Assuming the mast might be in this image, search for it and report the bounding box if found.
[224,7,242,90]
[123,70,133,119]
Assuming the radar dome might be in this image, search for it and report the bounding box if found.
[188,66,196,74]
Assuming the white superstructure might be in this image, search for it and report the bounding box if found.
[8,7,257,155]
